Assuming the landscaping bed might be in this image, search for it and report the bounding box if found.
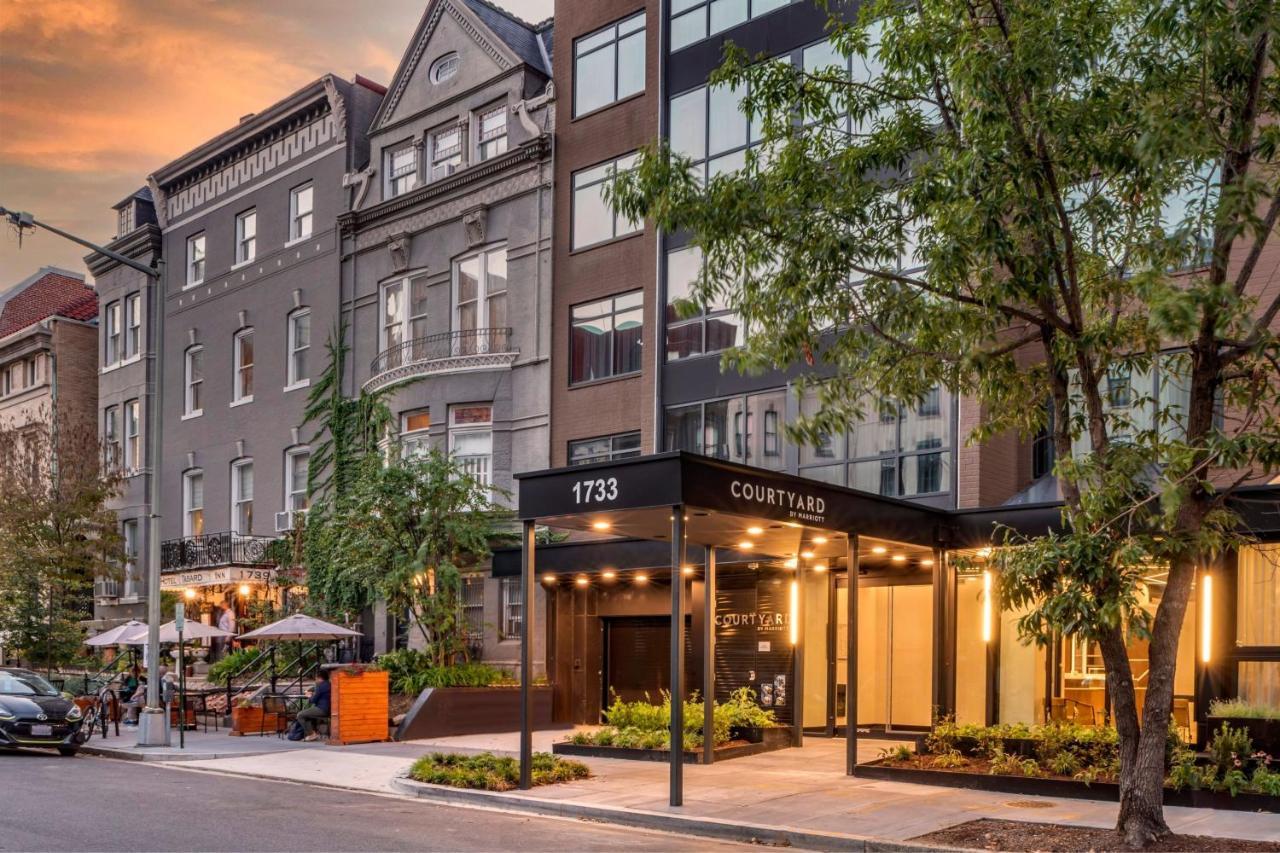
[910,818,1280,852]
[407,751,589,791]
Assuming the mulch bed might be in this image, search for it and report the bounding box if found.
[911,818,1280,852]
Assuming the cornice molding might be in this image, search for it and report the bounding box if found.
[84,224,163,277]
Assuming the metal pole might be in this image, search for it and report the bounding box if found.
[669,506,685,807]
[702,546,716,765]
[138,257,168,746]
[518,519,535,790]
[178,632,185,749]
[846,534,859,775]
[793,560,805,747]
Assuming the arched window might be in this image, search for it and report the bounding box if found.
[430,52,459,83]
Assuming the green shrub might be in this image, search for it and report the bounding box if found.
[572,687,776,752]
[1249,764,1280,796]
[375,650,514,694]
[1209,698,1280,721]
[931,750,967,769]
[407,752,588,791]
[1208,722,1254,776]
[208,648,265,683]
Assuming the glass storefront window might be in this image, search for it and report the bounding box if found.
[1237,544,1280,646]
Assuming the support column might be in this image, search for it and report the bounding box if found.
[702,545,716,765]
[930,544,947,722]
[669,506,685,807]
[846,534,859,775]
[792,561,804,747]
[518,519,536,790]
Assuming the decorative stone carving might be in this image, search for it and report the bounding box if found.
[146,176,168,229]
[343,168,374,212]
[388,232,413,272]
[322,75,348,144]
[462,206,488,248]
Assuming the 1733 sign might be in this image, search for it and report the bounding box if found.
[571,475,619,504]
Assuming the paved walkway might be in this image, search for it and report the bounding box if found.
[97,730,1280,847]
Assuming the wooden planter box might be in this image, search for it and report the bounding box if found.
[330,669,389,745]
[229,706,280,736]
[395,685,556,741]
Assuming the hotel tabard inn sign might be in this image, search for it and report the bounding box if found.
[161,566,277,589]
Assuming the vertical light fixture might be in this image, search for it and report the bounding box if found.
[1200,572,1213,663]
[789,579,799,646]
[981,569,993,644]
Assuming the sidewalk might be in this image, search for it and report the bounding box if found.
[110,732,1280,850]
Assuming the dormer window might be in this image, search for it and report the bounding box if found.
[430,52,459,84]
[117,204,134,238]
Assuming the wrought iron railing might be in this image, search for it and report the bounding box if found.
[370,327,516,377]
[160,532,276,571]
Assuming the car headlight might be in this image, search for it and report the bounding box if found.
[0,704,14,721]
[65,705,83,721]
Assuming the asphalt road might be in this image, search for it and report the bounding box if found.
[0,749,743,852]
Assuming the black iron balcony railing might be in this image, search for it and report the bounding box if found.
[160,532,276,572]
[370,327,516,377]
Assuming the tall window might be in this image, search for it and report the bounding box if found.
[186,233,206,286]
[431,126,463,180]
[104,301,121,366]
[664,390,788,471]
[454,247,508,349]
[124,399,140,472]
[289,183,314,241]
[400,409,431,458]
[570,290,644,384]
[287,309,311,387]
[235,209,257,265]
[670,0,792,51]
[184,345,204,416]
[285,448,310,513]
[449,405,493,487]
[231,459,254,534]
[385,141,419,198]
[121,519,140,597]
[665,245,745,360]
[572,154,641,249]
[569,431,642,465]
[124,293,141,360]
[500,576,522,639]
[379,274,429,358]
[183,470,204,537]
[104,405,120,470]
[476,106,508,161]
[117,204,134,238]
[574,12,645,117]
[233,329,254,403]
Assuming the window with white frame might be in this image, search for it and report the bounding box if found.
[500,576,522,639]
[379,274,429,362]
[385,141,419,198]
[124,399,140,472]
[430,52,459,83]
[104,301,121,366]
[574,12,646,117]
[184,345,203,416]
[572,154,641,249]
[476,105,508,161]
[233,329,254,403]
[462,574,485,640]
[289,183,314,241]
[124,293,141,360]
[231,459,254,534]
[235,209,257,265]
[104,405,120,470]
[431,126,463,180]
[183,470,204,537]
[285,448,310,514]
[186,233,206,286]
[454,247,507,350]
[449,405,492,487]
[400,409,431,458]
[287,309,311,387]
[117,204,134,238]
[121,519,140,597]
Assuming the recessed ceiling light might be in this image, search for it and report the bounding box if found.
[813,536,828,545]
[813,563,827,572]
[542,573,556,583]
[783,521,801,528]
[892,554,907,563]
[747,526,764,536]
[920,558,934,567]
[738,541,754,550]
[602,570,617,579]
[801,550,815,559]
[592,520,611,531]
[784,558,798,569]
[871,546,887,555]
[635,573,649,583]
[682,566,695,575]
[575,576,589,586]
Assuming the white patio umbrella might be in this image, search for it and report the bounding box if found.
[119,620,235,644]
[84,620,147,647]
[239,613,362,642]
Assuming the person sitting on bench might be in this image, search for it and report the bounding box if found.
[297,670,330,742]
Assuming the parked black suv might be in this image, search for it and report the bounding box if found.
[0,668,86,756]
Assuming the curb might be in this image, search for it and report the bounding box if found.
[390,776,958,852]
[79,744,285,762]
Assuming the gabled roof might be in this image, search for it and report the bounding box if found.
[370,0,553,133]
[0,268,96,339]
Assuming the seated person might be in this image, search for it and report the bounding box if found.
[122,676,148,726]
[297,670,331,742]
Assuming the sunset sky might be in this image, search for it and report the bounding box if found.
[0,0,554,283]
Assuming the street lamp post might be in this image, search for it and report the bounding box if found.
[2,205,170,746]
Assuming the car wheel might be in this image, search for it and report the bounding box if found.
[58,747,79,757]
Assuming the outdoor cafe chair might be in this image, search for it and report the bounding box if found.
[260,694,292,738]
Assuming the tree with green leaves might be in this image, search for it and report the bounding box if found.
[612,0,1280,845]
[0,413,124,669]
